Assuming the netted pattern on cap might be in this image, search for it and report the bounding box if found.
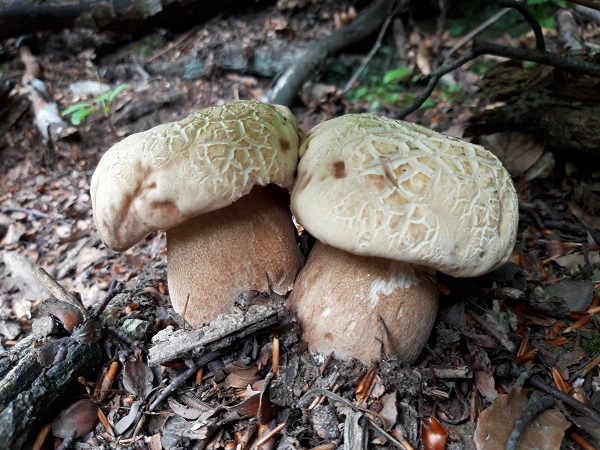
[292,114,518,277]
[92,101,301,251]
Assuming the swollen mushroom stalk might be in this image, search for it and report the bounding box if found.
[91,100,303,327]
[289,114,519,364]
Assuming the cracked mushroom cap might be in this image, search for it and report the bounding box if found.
[291,114,518,277]
[91,101,301,251]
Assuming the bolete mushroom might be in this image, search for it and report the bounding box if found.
[288,114,519,364]
[91,100,304,326]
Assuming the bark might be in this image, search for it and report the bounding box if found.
[0,336,103,448]
[0,0,252,41]
[467,56,600,153]
[149,304,286,367]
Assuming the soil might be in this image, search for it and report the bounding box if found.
[1,2,599,449]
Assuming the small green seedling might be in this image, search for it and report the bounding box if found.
[62,83,131,139]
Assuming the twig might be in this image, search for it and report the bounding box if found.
[430,366,473,379]
[443,7,511,63]
[465,310,516,353]
[343,3,398,93]
[146,25,202,62]
[394,40,600,119]
[267,0,397,105]
[255,421,288,447]
[33,267,88,317]
[433,0,449,55]
[0,206,50,219]
[569,0,600,12]
[148,349,223,412]
[505,396,555,450]
[90,280,123,319]
[529,376,600,424]
[499,0,545,51]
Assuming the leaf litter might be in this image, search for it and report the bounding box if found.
[0,1,599,449]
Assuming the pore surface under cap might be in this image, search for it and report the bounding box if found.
[291,114,518,277]
[91,101,300,251]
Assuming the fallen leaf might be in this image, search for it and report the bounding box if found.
[379,391,398,430]
[123,360,154,399]
[475,370,499,403]
[52,399,99,439]
[479,131,544,177]
[474,387,569,449]
[168,397,202,420]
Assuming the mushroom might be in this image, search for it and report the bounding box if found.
[288,114,519,364]
[91,100,304,327]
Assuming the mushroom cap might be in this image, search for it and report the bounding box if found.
[291,114,518,277]
[91,101,301,251]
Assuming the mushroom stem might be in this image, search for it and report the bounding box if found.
[167,185,303,327]
[287,242,439,364]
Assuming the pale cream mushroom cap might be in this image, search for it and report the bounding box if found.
[90,100,303,327]
[289,114,519,363]
[291,114,519,278]
[91,100,300,251]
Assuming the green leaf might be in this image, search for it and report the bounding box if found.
[69,106,99,125]
[107,83,131,102]
[382,67,411,84]
[61,102,93,116]
[95,83,131,104]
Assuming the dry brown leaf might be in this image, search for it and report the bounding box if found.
[475,370,499,403]
[356,363,378,400]
[519,409,570,449]
[229,389,260,417]
[474,387,569,450]
[52,399,99,439]
[479,131,544,177]
[224,367,260,389]
[379,391,398,430]
[123,360,154,399]
[168,397,202,420]
[553,252,600,272]
[569,200,600,230]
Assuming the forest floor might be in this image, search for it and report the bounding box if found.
[1,1,600,449]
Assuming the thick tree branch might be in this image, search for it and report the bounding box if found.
[394,41,600,119]
[266,0,398,106]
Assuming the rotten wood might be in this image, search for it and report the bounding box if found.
[0,337,103,448]
[0,0,253,41]
[466,55,600,152]
[148,304,289,367]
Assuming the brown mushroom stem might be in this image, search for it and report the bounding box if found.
[287,242,439,364]
[167,185,303,327]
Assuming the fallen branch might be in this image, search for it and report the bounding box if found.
[343,3,400,93]
[148,304,289,366]
[0,336,103,448]
[18,40,75,144]
[394,40,600,119]
[266,0,397,106]
[394,1,600,119]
